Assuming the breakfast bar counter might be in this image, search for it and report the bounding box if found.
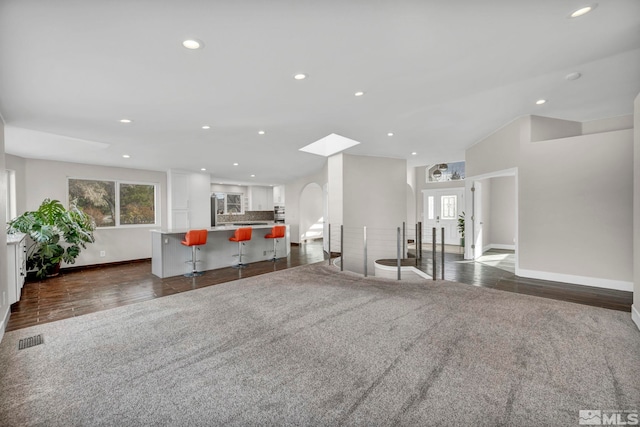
[151,224,290,278]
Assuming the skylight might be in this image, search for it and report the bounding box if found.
[299,133,361,157]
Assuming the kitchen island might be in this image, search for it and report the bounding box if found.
[151,224,290,278]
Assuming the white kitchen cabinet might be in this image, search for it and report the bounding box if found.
[168,171,190,229]
[170,172,189,210]
[273,185,285,205]
[168,170,212,229]
[7,233,26,305]
[249,186,274,211]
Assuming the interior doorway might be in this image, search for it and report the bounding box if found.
[465,168,517,264]
[299,182,324,243]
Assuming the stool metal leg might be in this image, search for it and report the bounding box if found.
[233,241,247,268]
[184,245,204,277]
[270,238,279,261]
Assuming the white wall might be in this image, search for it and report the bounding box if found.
[583,114,633,135]
[15,157,167,267]
[480,178,492,252]
[327,154,343,229]
[466,117,525,177]
[519,130,633,284]
[467,115,634,291]
[299,183,323,241]
[633,95,640,329]
[340,154,407,275]
[489,176,516,249]
[5,154,26,216]
[406,167,416,232]
[188,172,212,228]
[285,165,327,245]
[529,115,582,142]
[0,119,9,338]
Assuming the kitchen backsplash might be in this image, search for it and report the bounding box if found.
[217,210,274,223]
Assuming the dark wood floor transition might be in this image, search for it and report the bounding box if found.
[6,242,632,332]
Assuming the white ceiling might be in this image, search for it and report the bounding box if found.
[1,0,639,185]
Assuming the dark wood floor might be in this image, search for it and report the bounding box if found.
[7,243,632,332]
[409,248,633,312]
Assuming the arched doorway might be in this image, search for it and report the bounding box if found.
[299,183,324,243]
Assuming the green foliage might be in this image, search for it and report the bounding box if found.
[69,179,116,227]
[457,211,465,239]
[120,183,155,225]
[7,199,96,279]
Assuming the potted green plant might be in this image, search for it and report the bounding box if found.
[457,211,465,248]
[7,198,96,279]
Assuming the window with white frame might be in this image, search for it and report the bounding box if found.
[68,178,157,227]
[213,192,244,214]
[5,169,16,221]
[441,195,457,219]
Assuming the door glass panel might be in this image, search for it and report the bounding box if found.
[427,196,434,220]
[226,193,242,213]
[441,195,457,219]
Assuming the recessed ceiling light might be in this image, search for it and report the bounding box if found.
[122,154,130,158]
[569,4,597,18]
[202,125,211,129]
[411,152,417,156]
[233,162,239,166]
[250,174,256,178]
[293,73,307,80]
[182,39,203,49]
[387,132,394,137]
[119,119,132,123]
[354,91,365,97]
[536,99,547,105]
[258,130,265,135]
[200,168,207,171]
[565,72,582,81]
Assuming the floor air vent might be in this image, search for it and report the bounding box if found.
[18,334,44,350]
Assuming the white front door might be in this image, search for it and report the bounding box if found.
[422,189,465,245]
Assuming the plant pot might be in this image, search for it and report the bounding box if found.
[45,262,61,278]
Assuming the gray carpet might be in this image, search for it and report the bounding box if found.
[1,263,639,426]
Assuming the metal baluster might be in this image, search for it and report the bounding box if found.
[441,227,445,280]
[328,223,331,266]
[340,225,344,272]
[402,222,406,258]
[397,227,401,280]
[363,226,368,277]
[432,227,436,281]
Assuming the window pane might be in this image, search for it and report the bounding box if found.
[69,179,116,227]
[120,183,156,225]
[441,195,457,219]
[427,196,434,220]
[226,193,242,213]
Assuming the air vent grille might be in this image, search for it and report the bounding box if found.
[18,334,44,350]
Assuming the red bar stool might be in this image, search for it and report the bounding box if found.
[181,229,208,277]
[229,227,252,268]
[264,225,286,261]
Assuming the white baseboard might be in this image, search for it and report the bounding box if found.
[0,306,9,343]
[516,268,633,292]
[483,244,516,252]
[632,305,640,332]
